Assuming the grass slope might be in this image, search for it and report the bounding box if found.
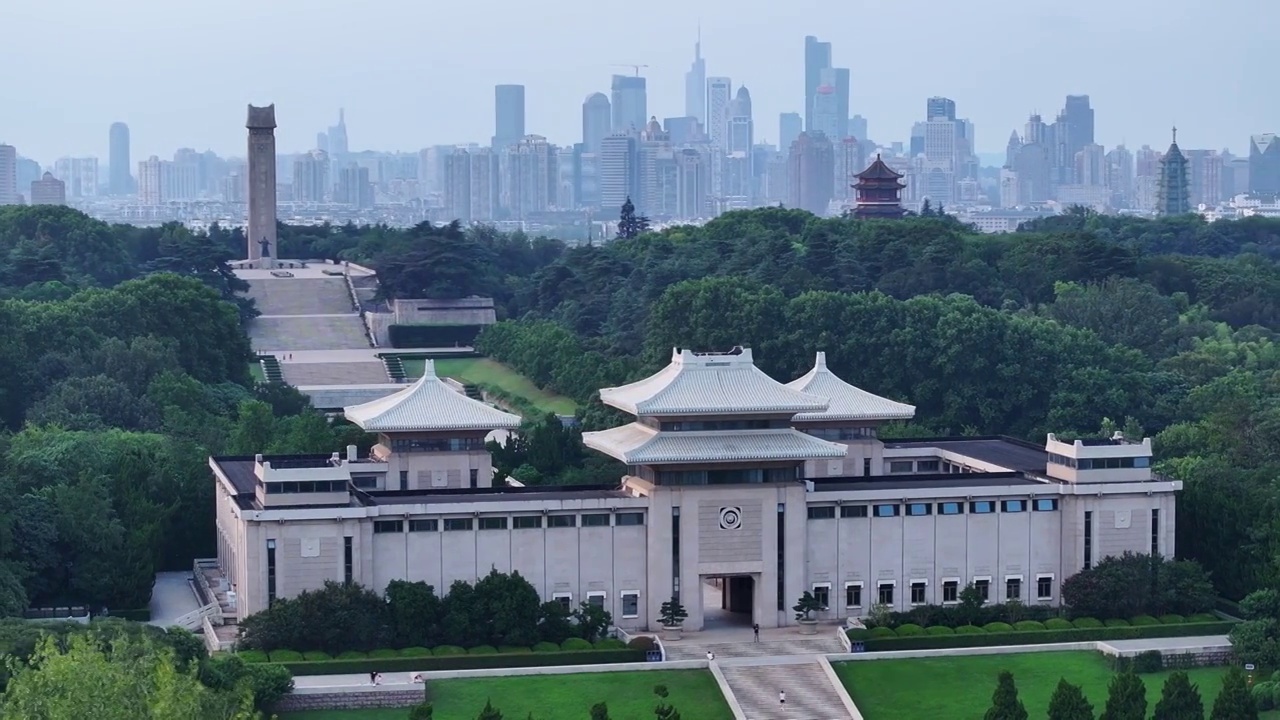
[249,361,264,382]
[837,651,1273,720]
[401,356,577,416]
[280,669,731,720]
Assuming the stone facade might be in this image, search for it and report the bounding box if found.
[246,104,278,264]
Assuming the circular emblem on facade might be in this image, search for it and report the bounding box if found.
[719,506,742,530]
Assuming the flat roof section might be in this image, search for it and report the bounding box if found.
[885,437,1047,473]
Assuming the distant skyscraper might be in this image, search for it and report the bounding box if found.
[849,115,868,143]
[727,87,753,154]
[610,75,647,133]
[137,155,163,205]
[828,68,850,139]
[663,117,701,147]
[926,97,956,121]
[582,93,612,153]
[675,148,707,219]
[109,122,132,195]
[684,28,706,124]
[599,133,638,212]
[788,131,834,215]
[493,84,526,149]
[706,77,732,149]
[811,82,841,141]
[336,164,374,208]
[779,113,802,155]
[803,35,832,132]
[293,150,330,202]
[53,157,99,198]
[1156,128,1191,216]
[30,172,66,205]
[1249,133,1280,195]
[505,135,557,217]
[246,104,279,263]
[445,150,473,223]
[0,144,21,205]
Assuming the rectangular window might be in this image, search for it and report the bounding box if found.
[840,505,868,518]
[512,516,542,529]
[469,469,479,488]
[910,581,927,605]
[1151,509,1160,556]
[398,470,408,490]
[478,517,507,530]
[581,513,611,527]
[942,580,959,603]
[616,512,645,526]
[1001,500,1026,513]
[1033,498,1059,512]
[970,501,995,514]
[873,504,900,517]
[845,583,863,609]
[877,582,895,605]
[807,506,836,520]
[373,520,403,534]
[343,536,353,584]
[587,592,606,609]
[916,460,940,473]
[443,518,473,531]
[1006,577,1022,601]
[812,585,830,609]
[863,458,871,476]
[974,578,991,602]
[548,514,576,528]
[938,502,964,515]
[266,539,276,605]
[621,592,639,618]
[409,519,438,532]
[889,461,914,474]
[1083,510,1093,570]
[1037,574,1054,601]
[553,593,572,611]
[1134,456,1151,468]
[906,503,931,516]
[674,506,682,599]
[776,503,784,610]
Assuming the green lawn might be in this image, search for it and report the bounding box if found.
[279,670,730,720]
[837,651,1271,720]
[400,356,577,416]
[249,361,264,382]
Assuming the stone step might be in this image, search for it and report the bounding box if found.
[245,278,354,316]
[719,660,851,720]
[283,361,390,386]
[665,636,845,661]
[248,315,371,351]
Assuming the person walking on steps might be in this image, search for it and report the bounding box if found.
[753,623,760,643]
[706,650,715,661]
[779,690,786,706]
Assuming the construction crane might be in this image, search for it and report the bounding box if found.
[610,64,649,76]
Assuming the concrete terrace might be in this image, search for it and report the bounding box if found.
[283,361,390,386]
[239,267,373,353]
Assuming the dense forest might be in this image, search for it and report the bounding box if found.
[3,203,1280,613]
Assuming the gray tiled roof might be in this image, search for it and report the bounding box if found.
[343,360,521,432]
[786,352,916,422]
[599,347,829,416]
[582,423,846,464]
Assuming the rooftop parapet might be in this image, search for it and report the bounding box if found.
[1044,432,1154,483]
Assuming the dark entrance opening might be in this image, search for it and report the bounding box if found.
[703,575,755,630]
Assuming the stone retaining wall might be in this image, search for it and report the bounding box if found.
[275,689,425,713]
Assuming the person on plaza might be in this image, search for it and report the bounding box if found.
[779,690,786,705]
[753,623,760,642]
[706,650,715,661]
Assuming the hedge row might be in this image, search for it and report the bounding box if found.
[388,324,485,348]
[260,648,647,676]
[238,638,625,664]
[847,620,1235,652]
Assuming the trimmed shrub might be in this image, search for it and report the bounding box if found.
[847,628,871,641]
[895,624,924,637]
[983,622,1014,633]
[850,619,1236,652]
[1072,617,1103,629]
[107,609,153,622]
[560,638,592,651]
[532,642,561,653]
[497,646,531,654]
[468,645,498,655]
[301,651,331,661]
[1189,613,1217,623]
[1132,649,1164,673]
[1130,615,1159,626]
[869,627,896,638]
[627,636,657,653]
[955,625,985,635]
[1159,614,1186,625]
[398,647,431,658]
[925,626,955,636]
[1045,619,1074,631]
[269,650,302,662]
[1104,618,1130,628]
[336,651,368,660]
[368,648,401,659]
[389,325,486,348]
[432,646,466,656]
[268,649,647,676]
[236,650,269,664]
[1013,621,1045,632]
[594,638,626,649]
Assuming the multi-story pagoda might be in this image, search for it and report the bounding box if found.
[852,154,906,220]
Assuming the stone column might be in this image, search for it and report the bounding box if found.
[246,104,278,266]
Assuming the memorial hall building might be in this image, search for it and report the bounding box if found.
[210,348,1180,631]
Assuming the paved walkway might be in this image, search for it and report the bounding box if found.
[147,571,202,627]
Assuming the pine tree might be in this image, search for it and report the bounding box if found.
[1101,671,1147,720]
[984,671,1029,720]
[590,702,611,720]
[617,197,650,239]
[1048,678,1095,720]
[477,699,504,720]
[409,702,434,720]
[1153,672,1205,720]
[1210,666,1258,720]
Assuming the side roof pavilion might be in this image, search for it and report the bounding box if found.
[343,359,521,432]
[786,352,916,422]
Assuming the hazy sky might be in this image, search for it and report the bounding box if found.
[2,0,1275,164]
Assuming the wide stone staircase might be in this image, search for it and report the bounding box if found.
[665,636,845,661]
[244,276,372,352]
[283,362,391,386]
[719,658,853,720]
[246,278,356,315]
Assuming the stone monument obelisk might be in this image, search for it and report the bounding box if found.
[246,104,278,268]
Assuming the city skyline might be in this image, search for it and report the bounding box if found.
[3,0,1275,162]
